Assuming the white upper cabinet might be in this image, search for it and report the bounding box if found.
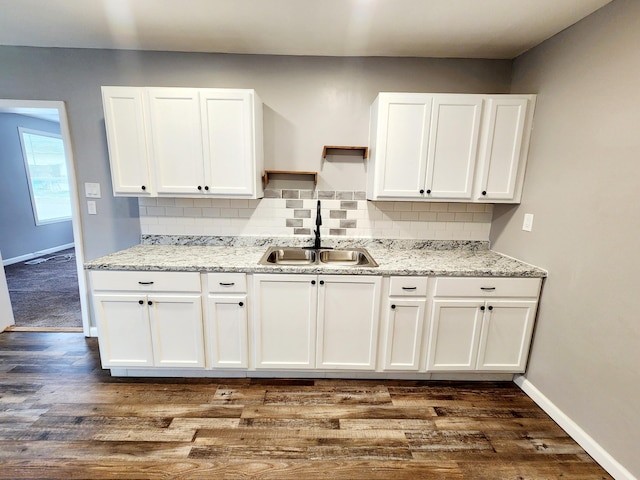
[201,89,262,196]
[101,87,152,196]
[426,95,483,200]
[146,88,206,195]
[367,92,535,203]
[367,93,432,198]
[474,96,534,202]
[101,86,264,199]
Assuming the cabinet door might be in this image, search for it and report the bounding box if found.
[93,293,154,368]
[425,95,482,199]
[101,87,152,196]
[201,90,256,196]
[371,93,432,198]
[206,294,248,368]
[148,294,205,368]
[382,298,426,371]
[146,88,205,195]
[253,274,317,369]
[476,300,537,372]
[426,299,483,371]
[316,276,381,370]
[475,98,529,201]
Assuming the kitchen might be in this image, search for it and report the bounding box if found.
[0,0,638,478]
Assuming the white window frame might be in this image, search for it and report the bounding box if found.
[18,127,72,225]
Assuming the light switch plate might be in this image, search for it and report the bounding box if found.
[85,182,101,198]
[522,213,534,232]
[87,201,97,215]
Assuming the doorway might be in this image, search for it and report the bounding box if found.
[0,100,89,335]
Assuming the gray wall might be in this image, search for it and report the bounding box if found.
[0,113,74,260]
[490,0,640,476]
[0,46,512,259]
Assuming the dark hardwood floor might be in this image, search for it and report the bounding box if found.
[0,331,612,479]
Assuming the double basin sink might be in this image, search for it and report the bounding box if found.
[259,246,378,267]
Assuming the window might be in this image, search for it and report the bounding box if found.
[18,127,72,225]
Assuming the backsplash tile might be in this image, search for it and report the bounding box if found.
[139,191,493,241]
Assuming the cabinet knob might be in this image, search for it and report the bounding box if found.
[197,185,203,191]
[141,185,146,191]
[239,301,244,307]
[391,304,396,309]
[147,301,153,306]
[488,305,493,311]
[319,280,325,285]
[419,189,425,194]
[480,305,485,311]
[204,186,210,191]
[481,190,487,196]
[138,300,144,305]
[311,280,316,285]
[426,189,431,194]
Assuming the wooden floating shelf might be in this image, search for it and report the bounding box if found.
[262,170,318,185]
[322,145,369,159]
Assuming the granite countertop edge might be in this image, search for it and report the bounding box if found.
[84,241,547,278]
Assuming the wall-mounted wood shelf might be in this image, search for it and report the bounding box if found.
[262,170,318,185]
[322,145,369,159]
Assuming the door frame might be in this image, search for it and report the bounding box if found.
[0,249,15,331]
[0,99,90,335]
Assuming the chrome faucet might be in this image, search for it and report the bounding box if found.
[314,200,322,249]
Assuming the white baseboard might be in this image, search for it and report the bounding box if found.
[2,243,75,266]
[514,375,636,480]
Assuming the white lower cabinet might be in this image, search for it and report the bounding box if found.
[205,273,249,369]
[92,293,155,368]
[252,274,318,369]
[316,275,381,370]
[381,277,429,371]
[252,274,381,370]
[89,268,542,378]
[426,277,541,373]
[90,271,205,369]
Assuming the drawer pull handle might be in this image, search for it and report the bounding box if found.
[480,287,496,291]
[402,287,417,290]
[219,282,235,286]
[138,281,154,285]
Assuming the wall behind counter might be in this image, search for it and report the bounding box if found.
[0,46,511,259]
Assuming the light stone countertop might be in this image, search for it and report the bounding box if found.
[85,243,547,278]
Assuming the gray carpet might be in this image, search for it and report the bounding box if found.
[4,248,82,328]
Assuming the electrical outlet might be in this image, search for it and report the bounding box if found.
[522,213,534,232]
[85,182,101,198]
[87,201,97,215]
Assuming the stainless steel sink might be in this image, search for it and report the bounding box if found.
[258,246,377,267]
[318,248,378,266]
[261,247,317,265]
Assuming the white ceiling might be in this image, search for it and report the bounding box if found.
[0,0,612,59]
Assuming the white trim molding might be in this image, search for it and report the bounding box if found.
[514,375,637,480]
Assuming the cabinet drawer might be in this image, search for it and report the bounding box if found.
[90,271,201,292]
[389,276,429,296]
[434,277,541,298]
[207,273,247,293]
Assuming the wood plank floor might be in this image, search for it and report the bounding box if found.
[0,332,612,479]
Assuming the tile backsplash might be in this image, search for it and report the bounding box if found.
[139,190,492,241]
